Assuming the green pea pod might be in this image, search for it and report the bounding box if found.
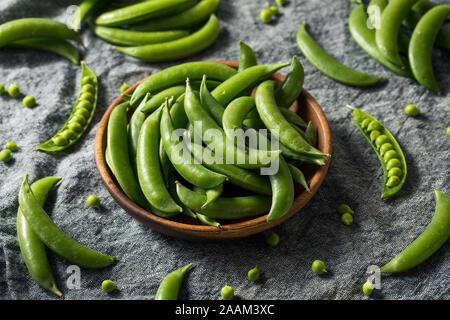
[375,0,419,67]
[129,93,151,170]
[91,24,189,46]
[95,0,196,27]
[199,75,226,126]
[18,175,117,269]
[211,63,290,106]
[130,61,237,107]
[348,106,407,199]
[108,102,150,208]
[287,163,310,192]
[141,86,186,114]
[72,0,111,31]
[160,104,226,189]
[196,213,221,228]
[8,38,80,65]
[113,14,220,62]
[159,138,171,187]
[132,0,220,31]
[155,263,193,300]
[0,18,82,48]
[17,176,62,297]
[137,106,182,214]
[348,5,413,78]
[194,185,223,208]
[238,41,258,72]
[297,22,383,86]
[408,5,450,94]
[266,156,295,222]
[275,56,305,108]
[279,108,308,129]
[37,62,98,152]
[176,182,272,220]
[304,121,317,147]
[380,190,450,273]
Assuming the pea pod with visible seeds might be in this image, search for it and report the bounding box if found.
[296,22,383,86]
[18,175,117,269]
[37,61,97,152]
[17,176,62,297]
[155,263,193,300]
[380,189,450,273]
[348,106,407,199]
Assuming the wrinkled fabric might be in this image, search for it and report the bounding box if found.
[0,0,449,300]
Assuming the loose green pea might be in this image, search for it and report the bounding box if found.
[380,143,394,155]
[5,141,19,152]
[276,0,285,6]
[260,9,272,23]
[82,84,95,94]
[0,149,11,162]
[383,150,398,162]
[68,121,83,133]
[388,167,402,178]
[447,127,450,136]
[367,120,381,131]
[386,158,402,171]
[311,260,327,275]
[375,135,389,148]
[266,231,279,247]
[369,130,381,142]
[87,194,101,209]
[248,265,260,282]
[22,95,36,108]
[386,176,401,187]
[269,6,279,15]
[221,283,234,300]
[8,83,20,98]
[52,136,68,146]
[404,104,420,116]
[362,280,374,296]
[80,92,94,103]
[341,212,354,226]
[101,280,117,293]
[0,83,4,95]
[120,82,130,94]
[337,204,354,215]
[361,118,371,129]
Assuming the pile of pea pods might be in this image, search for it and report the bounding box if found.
[106,41,329,228]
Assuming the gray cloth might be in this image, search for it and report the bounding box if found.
[0,0,449,300]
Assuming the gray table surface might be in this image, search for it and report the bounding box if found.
[0,0,449,300]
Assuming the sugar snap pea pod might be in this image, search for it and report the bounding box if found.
[287,163,310,192]
[305,121,317,147]
[211,63,290,106]
[194,185,223,209]
[412,0,450,19]
[223,97,257,138]
[129,93,151,168]
[91,24,189,46]
[238,41,258,72]
[108,102,150,208]
[266,156,295,222]
[161,105,226,189]
[137,106,182,214]
[349,5,413,78]
[0,18,82,48]
[159,138,171,187]
[404,11,450,51]
[380,190,450,273]
[297,22,383,86]
[114,14,220,62]
[37,61,97,152]
[196,213,221,228]
[17,176,62,297]
[255,80,328,160]
[348,106,407,199]
[95,0,196,27]
[375,0,419,67]
[132,0,220,31]
[279,108,308,129]
[141,86,186,114]
[275,56,305,108]
[176,182,272,220]
[131,61,237,107]
[408,5,450,94]
[8,38,80,65]
[199,75,226,126]
[19,175,117,269]
[155,263,193,300]
[72,0,111,31]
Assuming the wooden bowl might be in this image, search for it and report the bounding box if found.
[94,61,331,241]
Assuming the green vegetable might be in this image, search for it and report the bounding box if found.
[86,195,101,210]
[269,6,279,15]
[260,9,272,23]
[101,280,117,293]
[311,260,327,274]
[0,83,4,95]
[404,104,420,116]
[337,204,354,215]
[155,263,193,300]
[221,283,234,300]
[341,213,354,226]
[22,95,36,108]
[276,0,285,6]
[0,149,11,162]
[5,141,19,152]
[120,82,130,94]
[266,231,279,247]
[447,127,450,136]
[247,265,260,282]
[362,281,374,296]
[8,82,20,98]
